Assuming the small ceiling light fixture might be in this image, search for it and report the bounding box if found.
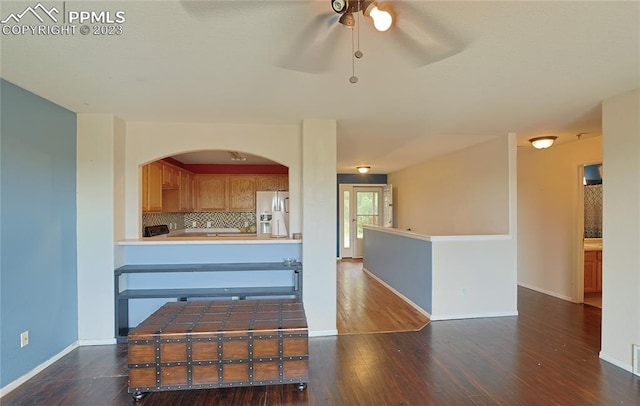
[228,151,246,161]
[529,136,558,149]
[357,165,371,174]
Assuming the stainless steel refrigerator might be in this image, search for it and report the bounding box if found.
[256,191,289,238]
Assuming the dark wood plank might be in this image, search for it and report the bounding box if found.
[337,259,430,334]
[3,287,639,405]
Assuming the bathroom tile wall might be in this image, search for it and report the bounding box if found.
[584,184,602,238]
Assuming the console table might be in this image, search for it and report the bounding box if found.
[114,262,302,343]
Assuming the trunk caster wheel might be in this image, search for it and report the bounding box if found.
[297,383,307,391]
[132,391,145,401]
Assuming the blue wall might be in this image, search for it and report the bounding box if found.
[336,173,388,256]
[1,80,77,387]
[363,228,432,313]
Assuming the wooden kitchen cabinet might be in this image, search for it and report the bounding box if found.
[228,176,256,211]
[142,162,163,212]
[256,174,288,191]
[584,250,602,293]
[162,163,180,189]
[179,171,194,211]
[196,175,228,211]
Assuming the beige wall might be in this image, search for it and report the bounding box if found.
[388,136,510,236]
[301,119,337,334]
[601,88,640,372]
[77,117,338,339]
[517,136,602,301]
[76,114,117,343]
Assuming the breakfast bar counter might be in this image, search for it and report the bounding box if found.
[117,237,302,245]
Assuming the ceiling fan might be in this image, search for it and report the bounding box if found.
[331,0,393,32]
[276,1,467,82]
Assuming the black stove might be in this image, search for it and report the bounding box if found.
[143,224,170,237]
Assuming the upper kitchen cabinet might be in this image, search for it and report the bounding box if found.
[162,163,180,189]
[228,176,256,211]
[256,174,288,191]
[196,175,228,212]
[179,171,195,212]
[142,161,163,212]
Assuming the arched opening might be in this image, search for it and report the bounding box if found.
[140,150,289,237]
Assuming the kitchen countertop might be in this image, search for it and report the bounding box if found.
[584,238,602,251]
[118,227,302,245]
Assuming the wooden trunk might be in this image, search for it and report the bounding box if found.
[127,299,308,395]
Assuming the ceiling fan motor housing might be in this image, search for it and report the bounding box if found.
[332,0,349,14]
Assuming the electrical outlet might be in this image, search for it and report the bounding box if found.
[192,221,197,227]
[20,330,29,348]
[206,221,212,228]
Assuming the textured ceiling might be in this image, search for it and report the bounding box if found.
[1,1,638,172]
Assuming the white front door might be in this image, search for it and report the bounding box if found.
[353,187,382,258]
[339,185,385,258]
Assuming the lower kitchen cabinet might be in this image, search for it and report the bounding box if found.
[584,250,602,293]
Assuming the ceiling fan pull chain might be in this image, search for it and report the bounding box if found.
[355,5,363,59]
[350,20,358,83]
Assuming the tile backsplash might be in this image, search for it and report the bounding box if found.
[184,212,255,229]
[142,212,255,232]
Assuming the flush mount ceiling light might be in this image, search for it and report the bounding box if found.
[357,166,371,174]
[228,151,246,161]
[529,136,558,149]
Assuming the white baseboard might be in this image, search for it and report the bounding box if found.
[309,329,338,337]
[431,311,518,321]
[518,283,574,302]
[599,351,633,374]
[0,341,79,398]
[363,267,431,318]
[78,338,117,346]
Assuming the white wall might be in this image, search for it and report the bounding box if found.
[124,121,302,239]
[600,88,640,372]
[388,136,510,235]
[517,136,602,301]
[301,119,338,335]
[431,236,517,320]
[76,114,117,344]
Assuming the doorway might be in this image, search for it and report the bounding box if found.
[339,185,385,258]
[578,163,603,308]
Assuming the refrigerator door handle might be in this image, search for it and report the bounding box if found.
[284,197,289,213]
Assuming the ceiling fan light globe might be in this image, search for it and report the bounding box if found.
[370,7,392,31]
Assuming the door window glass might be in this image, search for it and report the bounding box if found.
[356,191,379,239]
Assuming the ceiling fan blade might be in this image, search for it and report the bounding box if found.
[390,2,469,67]
[275,13,344,74]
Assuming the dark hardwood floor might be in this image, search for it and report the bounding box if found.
[337,259,430,334]
[3,287,639,405]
